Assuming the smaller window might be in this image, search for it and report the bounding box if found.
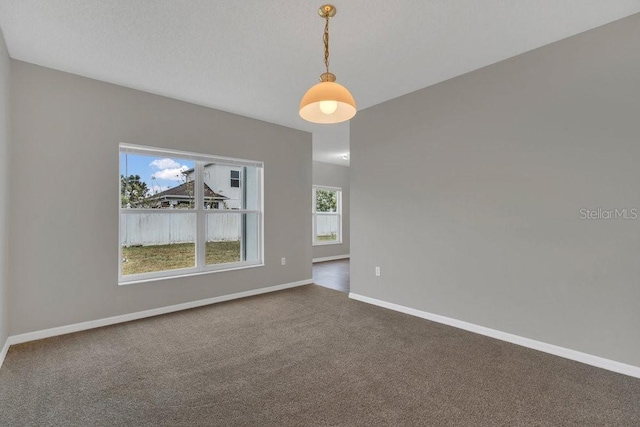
[312,186,342,246]
[230,170,241,188]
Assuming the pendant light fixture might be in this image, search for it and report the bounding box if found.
[299,4,356,124]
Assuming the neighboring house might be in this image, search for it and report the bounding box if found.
[146,180,228,209]
[184,163,245,209]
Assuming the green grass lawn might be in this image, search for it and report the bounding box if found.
[316,234,337,241]
[121,241,241,275]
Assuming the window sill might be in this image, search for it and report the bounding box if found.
[119,262,265,286]
[313,241,343,247]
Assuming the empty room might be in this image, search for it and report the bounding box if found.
[1,1,639,425]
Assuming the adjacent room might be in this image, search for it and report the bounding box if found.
[1,1,639,425]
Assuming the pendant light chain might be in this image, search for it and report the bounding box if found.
[323,15,330,75]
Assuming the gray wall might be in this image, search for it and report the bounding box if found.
[9,61,312,335]
[350,14,640,367]
[0,30,9,346]
[312,161,350,260]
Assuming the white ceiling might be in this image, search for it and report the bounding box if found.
[1,1,639,166]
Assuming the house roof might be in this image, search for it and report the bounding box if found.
[149,181,228,201]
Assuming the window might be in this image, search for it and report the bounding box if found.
[230,170,241,188]
[119,144,263,284]
[312,186,342,245]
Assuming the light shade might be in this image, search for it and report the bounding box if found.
[299,81,357,124]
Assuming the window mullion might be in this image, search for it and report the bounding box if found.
[195,161,205,269]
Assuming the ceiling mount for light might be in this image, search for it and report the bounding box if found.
[299,4,356,124]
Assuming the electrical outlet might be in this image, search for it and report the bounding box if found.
[375,266,381,277]
[281,257,286,266]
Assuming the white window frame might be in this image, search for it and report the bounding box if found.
[312,185,342,246]
[119,143,264,285]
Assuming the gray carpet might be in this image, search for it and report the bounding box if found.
[1,285,639,426]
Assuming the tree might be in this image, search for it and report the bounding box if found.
[121,174,150,208]
[315,189,337,212]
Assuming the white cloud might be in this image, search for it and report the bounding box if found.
[150,158,182,170]
[152,166,189,181]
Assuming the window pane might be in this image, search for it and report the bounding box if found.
[243,213,260,263]
[206,213,241,265]
[120,152,195,209]
[316,214,339,242]
[205,213,260,265]
[120,213,196,275]
[315,189,337,212]
[203,164,259,210]
[203,164,242,209]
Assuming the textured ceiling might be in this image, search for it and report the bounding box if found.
[1,1,639,166]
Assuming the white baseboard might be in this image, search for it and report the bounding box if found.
[349,293,640,379]
[7,279,312,347]
[0,337,9,369]
[313,254,350,263]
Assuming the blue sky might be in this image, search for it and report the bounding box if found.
[120,153,194,195]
